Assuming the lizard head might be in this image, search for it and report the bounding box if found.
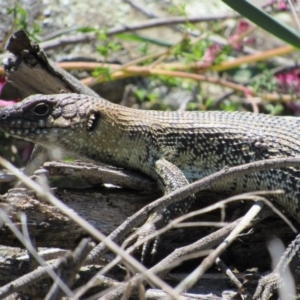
[0,93,100,146]
[0,93,139,165]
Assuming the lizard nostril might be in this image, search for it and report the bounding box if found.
[1,112,8,119]
[33,103,50,116]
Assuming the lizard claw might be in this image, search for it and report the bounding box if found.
[136,220,161,261]
[253,272,281,300]
[253,269,300,299]
[253,235,300,299]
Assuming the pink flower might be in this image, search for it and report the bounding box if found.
[0,99,17,106]
[229,20,256,50]
[236,20,250,35]
[279,1,288,10]
[0,76,6,94]
[276,69,300,115]
[202,44,223,64]
[0,76,20,106]
[276,69,300,93]
[195,44,223,69]
[263,0,288,11]
[0,76,31,163]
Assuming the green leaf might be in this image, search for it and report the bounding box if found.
[265,104,284,115]
[97,45,109,57]
[220,101,241,111]
[116,33,173,47]
[222,0,300,49]
[7,8,14,14]
[92,67,112,81]
[135,88,148,102]
[139,43,149,55]
[64,157,75,162]
[77,27,97,33]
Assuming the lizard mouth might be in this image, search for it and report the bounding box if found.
[0,107,73,141]
[0,116,61,143]
[2,125,59,143]
[8,127,49,139]
[0,110,45,139]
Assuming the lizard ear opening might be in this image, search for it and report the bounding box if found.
[87,112,100,131]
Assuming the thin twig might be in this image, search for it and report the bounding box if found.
[40,14,236,49]
[0,211,73,299]
[87,157,300,265]
[46,239,94,300]
[123,0,157,18]
[82,68,251,95]
[171,201,264,297]
[122,191,290,257]
[95,203,273,300]
[215,258,242,289]
[0,156,182,300]
[0,258,62,299]
[72,193,277,299]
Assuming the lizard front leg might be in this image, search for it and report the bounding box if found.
[137,158,195,258]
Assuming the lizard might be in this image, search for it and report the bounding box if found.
[1,93,300,299]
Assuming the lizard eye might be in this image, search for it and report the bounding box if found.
[33,103,50,116]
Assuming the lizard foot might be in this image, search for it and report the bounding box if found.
[253,269,300,299]
[253,272,281,300]
[253,234,300,299]
[134,213,165,261]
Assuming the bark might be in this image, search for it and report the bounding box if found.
[4,30,99,98]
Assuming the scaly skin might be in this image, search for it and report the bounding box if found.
[1,93,300,298]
